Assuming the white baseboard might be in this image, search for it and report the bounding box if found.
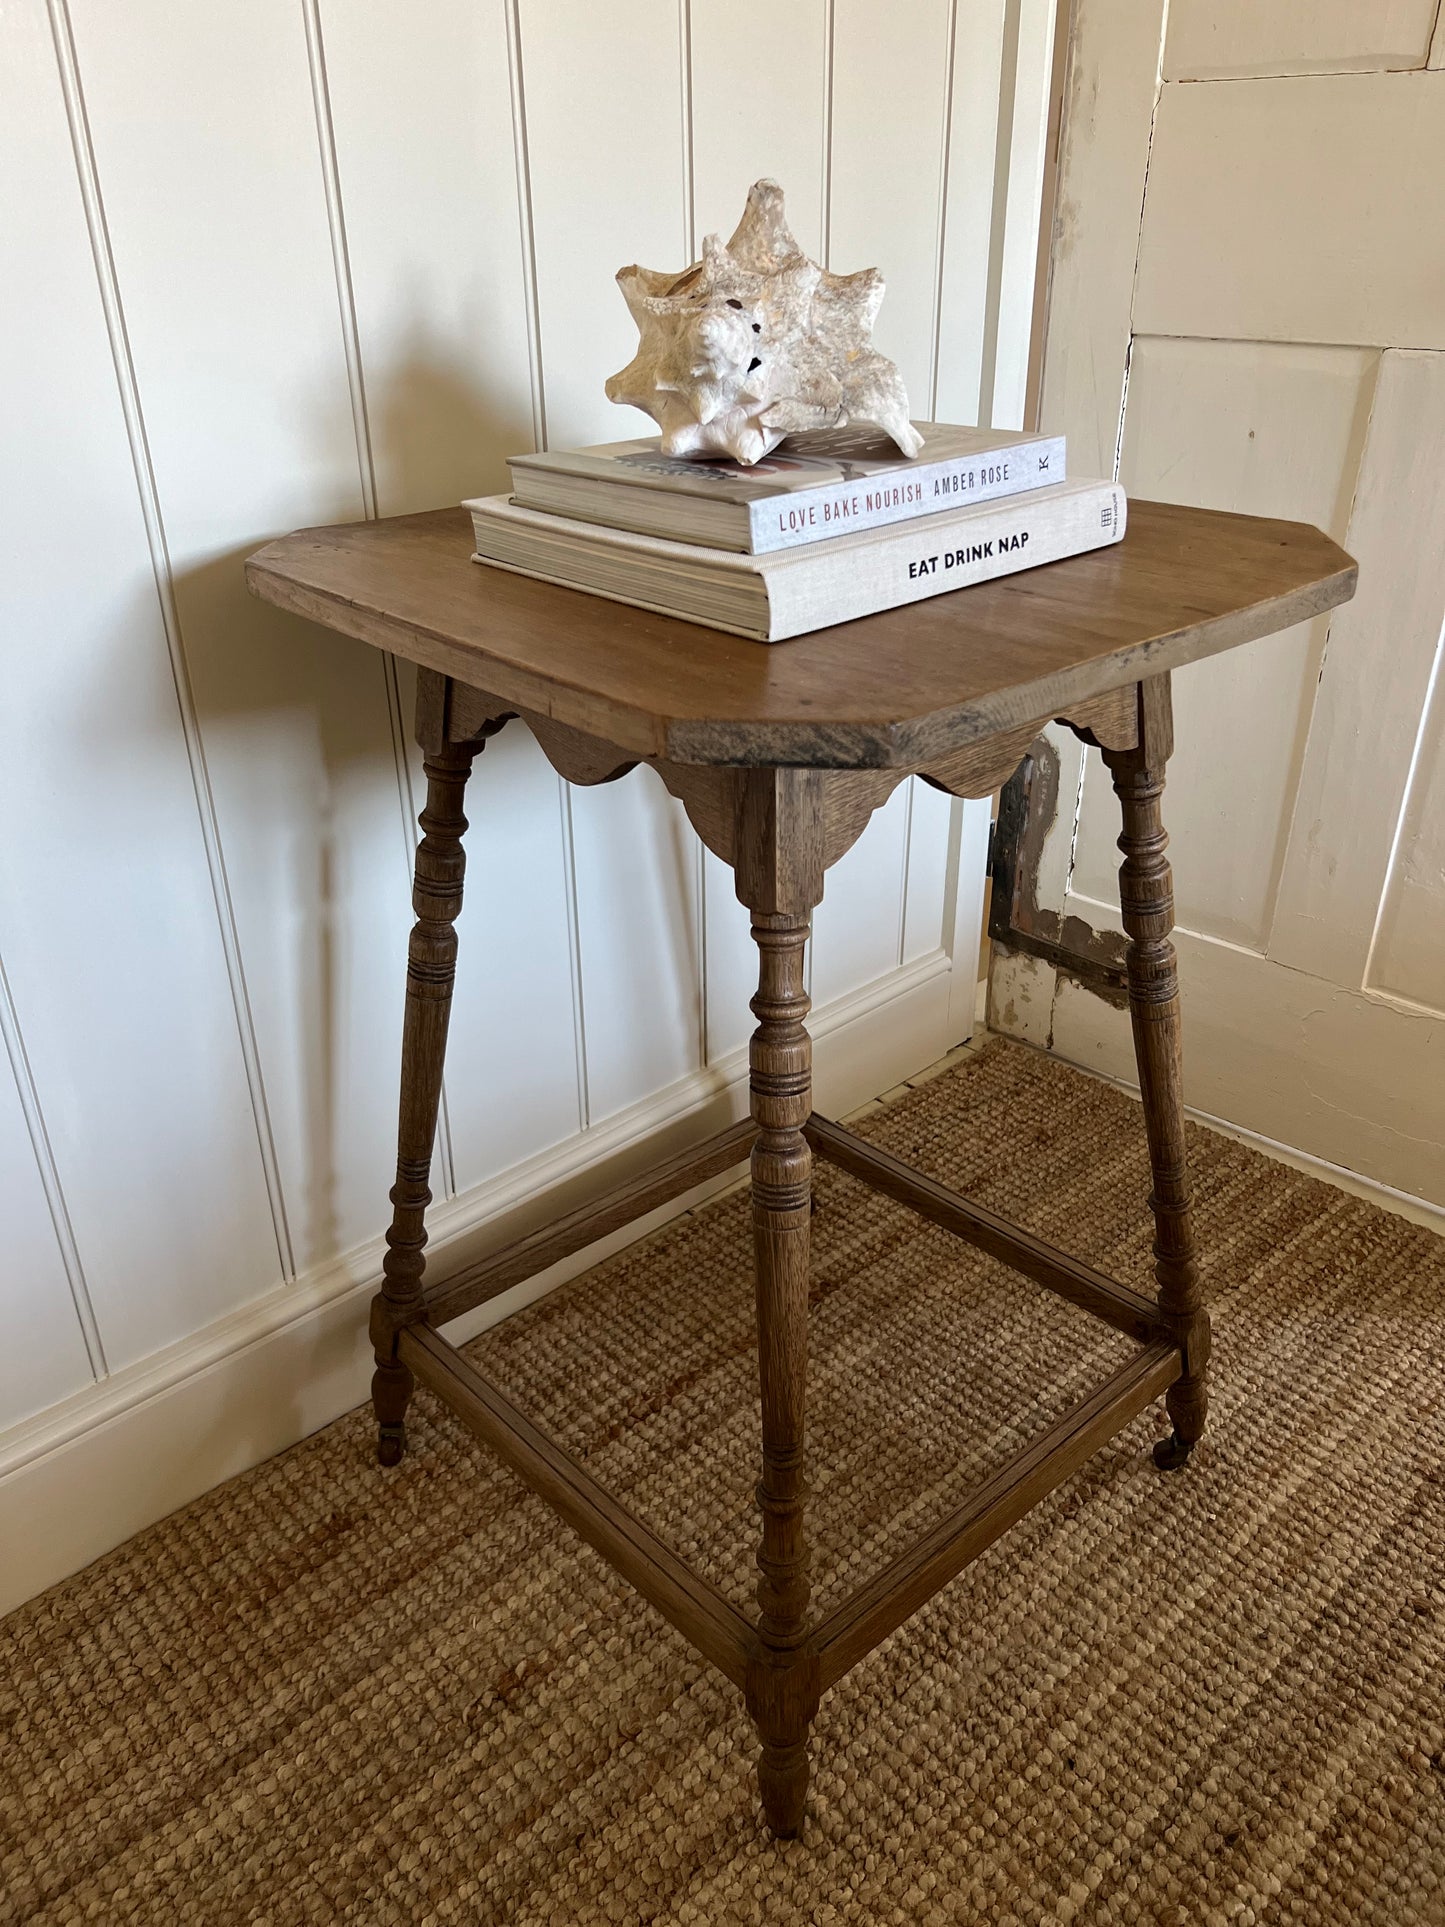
[0,951,959,1618]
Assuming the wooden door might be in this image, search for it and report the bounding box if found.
[990,1,1445,1208]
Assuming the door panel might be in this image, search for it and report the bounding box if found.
[1134,73,1445,350]
[829,0,953,404]
[1164,1,1440,80]
[1270,351,1445,983]
[1067,338,1377,948]
[992,1,1445,1206]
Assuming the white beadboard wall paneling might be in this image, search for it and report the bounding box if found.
[973,0,1021,429]
[49,0,295,1295]
[703,853,760,1066]
[299,0,444,1192]
[567,770,705,1122]
[302,0,377,523]
[811,786,914,1009]
[932,0,1007,424]
[688,0,830,1064]
[1133,72,1445,351]
[518,0,706,1123]
[519,0,687,449]
[687,0,828,259]
[828,0,953,405]
[437,728,589,1181]
[703,824,765,1075]
[900,780,956,966]
[1164,0,1441,80]
[1067,337,1377,950]
[504,0,550,453]
[317,0,583,1190]
[1270,352,1445,988]
[510,0,588,1137]
[66,0,421,1278]
[987,0,1056,430]
[814,1,953,1015]
[0,1,1041,1603]
[0,942,959,1616]
[0,965,97,1428]
[317,0,538,515]
[943,795,994,1043]
[2,1,283,1374]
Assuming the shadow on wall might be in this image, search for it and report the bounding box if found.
[156,341,534,1299]
[145,329,699,1480]
[369,323,533,514]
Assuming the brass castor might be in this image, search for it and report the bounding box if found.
[377,1425,406,1467]
[1152,1431,1194,1472]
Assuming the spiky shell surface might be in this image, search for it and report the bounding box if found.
[605,179,924,467]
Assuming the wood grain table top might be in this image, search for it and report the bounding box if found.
[245,501,1355,769]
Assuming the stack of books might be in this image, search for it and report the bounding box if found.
[465,423,1125,643]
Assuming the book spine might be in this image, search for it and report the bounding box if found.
[748,435,1066,554]
[762,483,1125,641]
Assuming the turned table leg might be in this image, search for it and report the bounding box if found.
[735,771,824,1837]
[370,733,482,1466]
[1102,678,1208,1471]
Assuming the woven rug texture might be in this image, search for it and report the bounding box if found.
[2,1039,1443,1925]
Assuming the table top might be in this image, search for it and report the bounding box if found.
[245,502,1355,769]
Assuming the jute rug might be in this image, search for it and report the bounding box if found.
[3,1040,1443,1925]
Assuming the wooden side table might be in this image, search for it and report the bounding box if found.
[247,502,1354,1837]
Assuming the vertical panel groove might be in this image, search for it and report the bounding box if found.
[679,0,696,257]
[928,0,960,419]
[678,0,706,1062]
[44,0,294,1279]
[557,782,591,1130]
[300,0,377,521]
[0,953,105,1378]
[301,0,459,1196]
[821,0,836,267]
[897,780,916,969]
[507,0,591,1129]
[977,0,1022,427]
[505,0,548,455]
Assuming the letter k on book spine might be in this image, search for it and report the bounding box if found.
[466,479,1126,642]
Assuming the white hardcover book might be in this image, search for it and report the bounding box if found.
[506,422,1066,554]
[465,479,1127,642]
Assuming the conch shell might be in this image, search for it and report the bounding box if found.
[605,178,924,467]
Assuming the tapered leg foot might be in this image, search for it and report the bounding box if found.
[747,1651,819,1841]
[758,1736,810,1838]
[372,1354,414,1466]
[1152,1430,1194,1472]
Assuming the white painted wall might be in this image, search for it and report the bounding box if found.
[0,0,1054,1612]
